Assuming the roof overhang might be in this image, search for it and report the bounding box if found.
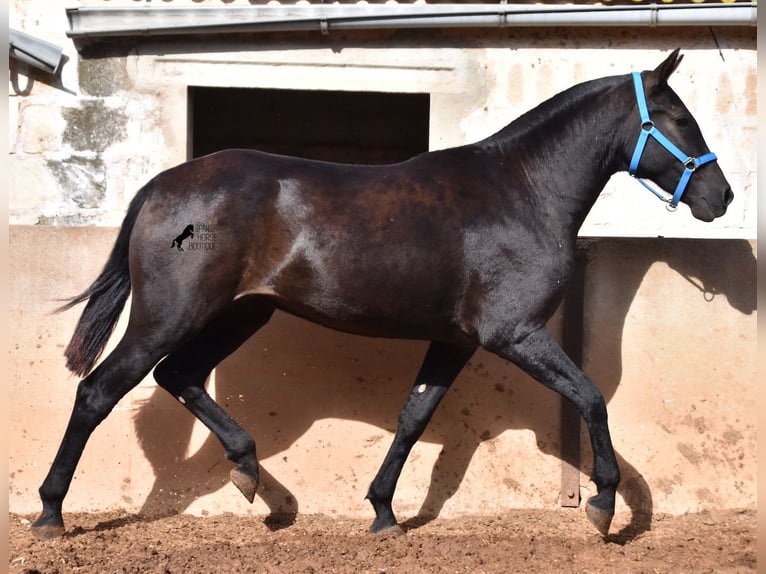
[65,3,758,40]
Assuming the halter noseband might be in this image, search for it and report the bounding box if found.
[628,71,718,211]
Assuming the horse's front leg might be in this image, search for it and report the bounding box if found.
[485,325,620,536]
[366,341,475,533]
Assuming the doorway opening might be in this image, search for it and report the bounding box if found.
[189,87,430,164]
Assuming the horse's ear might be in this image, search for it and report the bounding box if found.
[650,48,683,86]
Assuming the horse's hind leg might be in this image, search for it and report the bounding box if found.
[31,333,167,540]
[487,326,620,536]
[153,296,274,504]
[366,341,476,533]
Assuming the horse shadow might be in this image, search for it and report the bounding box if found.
[132,238,756,542]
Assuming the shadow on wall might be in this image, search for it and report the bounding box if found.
[9,56,75,96]
[132,238,756,541]
[577,238,756,542]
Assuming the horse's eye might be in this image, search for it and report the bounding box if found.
[675,117,691,128]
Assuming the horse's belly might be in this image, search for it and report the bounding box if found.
[243,255,469,342]
[274,296,469,343]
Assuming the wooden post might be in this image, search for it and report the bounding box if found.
[560,243,587,507]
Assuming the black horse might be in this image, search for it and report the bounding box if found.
[32,50,732,540]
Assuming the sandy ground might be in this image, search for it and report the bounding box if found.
[9,507,755,573]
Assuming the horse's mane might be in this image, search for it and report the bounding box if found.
[476,74,626,153]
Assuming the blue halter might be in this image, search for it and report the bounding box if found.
[628,71,718,210]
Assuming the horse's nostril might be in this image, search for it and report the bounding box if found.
[724,187,734,206]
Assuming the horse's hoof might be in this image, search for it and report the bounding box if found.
[30,520,65,541]
[370,523,405,536]
[585,500,614,537]
[230,467,258,503]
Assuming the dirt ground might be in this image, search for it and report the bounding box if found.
[9,508,755,574]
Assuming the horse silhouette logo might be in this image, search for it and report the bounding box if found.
[171,224,194,251]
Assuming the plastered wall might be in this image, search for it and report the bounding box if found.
[9,228,757,524]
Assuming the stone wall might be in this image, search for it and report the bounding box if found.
[9,0,757,237]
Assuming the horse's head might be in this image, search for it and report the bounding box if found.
[627,49,733,222]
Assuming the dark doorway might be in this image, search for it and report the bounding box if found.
[189,87,430,164]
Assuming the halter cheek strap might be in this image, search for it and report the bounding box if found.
[628,71,718,210]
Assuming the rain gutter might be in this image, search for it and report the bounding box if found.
[65,3,757,39]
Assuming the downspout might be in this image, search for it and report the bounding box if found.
[65,4,757,40]
[10,29,65,74]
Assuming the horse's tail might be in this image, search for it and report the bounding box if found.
[57,184,152,378]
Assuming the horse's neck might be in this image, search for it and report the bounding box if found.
[479,76,632,237]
